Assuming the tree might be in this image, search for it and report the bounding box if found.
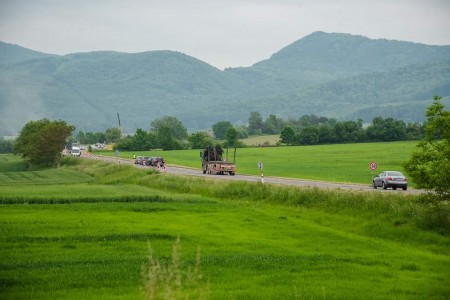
[76,131,86,144]
[0,137,14,153]
[105,128,122,143]
[212,121,233,139]
[366,117,406,142]
[318,124,336,144]
[156,125,184,150]
[280,126,295,145]
[405,122,424,140]
[263,114,285,134]
[150,116,188,140]
[113,136,133,151]
[403,96,449,200]
[131,128,154,151]
[224,127,239,148]
[297,126,319,145]
[248,112,263,135]
[334,120,364,143]
[14,118,75,167]
[189,132,213,149]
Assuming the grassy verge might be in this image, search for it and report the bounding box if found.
[0,157,449,299]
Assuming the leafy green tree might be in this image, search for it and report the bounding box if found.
[156,125,184,150]
[236,125,249,139]
[280,126,295,145]
[366,117,406,142]
[0,137,14,153]
[96,132,107,144]
[82,131,99,144]
[318,124,336,144]
[404,96,449,200]
[105,128,122,143]
[224,127,239,148]
[14,118,75,167]
[113,136,133,151]
[131,128,154,151]
[150,116,188,140]
[212,121,233,139]
[188,132,213,149]
[298,115,312,127]
[76,131,86,144]
[405,122,424,140]
[297,126,319,145]
[263,114,285,134]
[248,112,263,135]
[334,120,364,142]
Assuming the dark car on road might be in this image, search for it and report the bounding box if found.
[146,157,165,167]
[373,171,408,190]
[134,156,144,165]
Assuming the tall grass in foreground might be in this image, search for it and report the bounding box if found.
[65,157,449,237]
[142,237,210,300]
[1,156,449,299]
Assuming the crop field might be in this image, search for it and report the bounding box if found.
[240,135,280,146]
[1,154,449,299]
[99,141,418,185]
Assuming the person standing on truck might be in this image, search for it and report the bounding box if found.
[215,144,223,161]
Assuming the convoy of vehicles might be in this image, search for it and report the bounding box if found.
[134,156,166,171]
[201,145,236,175]
[67,143,412,192]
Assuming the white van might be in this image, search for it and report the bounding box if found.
[71,147,81,156]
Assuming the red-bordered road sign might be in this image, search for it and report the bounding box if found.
[369,161,378,170]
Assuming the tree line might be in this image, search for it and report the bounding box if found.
[0,112,426,154]
[278,115,423,145]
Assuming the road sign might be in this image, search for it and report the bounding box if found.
[369,161,378,170]
[258,161,264,170]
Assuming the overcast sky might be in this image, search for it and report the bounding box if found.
[1,0,449,69]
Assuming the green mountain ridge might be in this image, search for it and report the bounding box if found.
[1,32,449,135]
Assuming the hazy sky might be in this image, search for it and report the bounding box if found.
[1,0,449,69]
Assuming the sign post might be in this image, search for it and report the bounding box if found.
[258,161,264,184]
[369,161,378,180]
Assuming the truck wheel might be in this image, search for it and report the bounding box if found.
[230,172,235,176]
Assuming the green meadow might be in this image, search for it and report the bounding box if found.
[0,154,449,299]
[101,141,418,185]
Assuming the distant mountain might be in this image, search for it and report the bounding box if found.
[226,31,450,93]
[1,32,449,136]
[0,41,56,65]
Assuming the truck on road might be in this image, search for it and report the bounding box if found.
[71,144,81,157]
[200,145,236,175]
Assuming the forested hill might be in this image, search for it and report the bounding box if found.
[1,32,449,135]
[0,41,57,65]
[226,31,450,93]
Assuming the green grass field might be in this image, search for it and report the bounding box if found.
[1,155,449,299]
[99,141,418,185]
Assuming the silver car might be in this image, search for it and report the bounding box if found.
[373,171,408,190]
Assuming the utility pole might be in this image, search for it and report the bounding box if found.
[117,113,123,138]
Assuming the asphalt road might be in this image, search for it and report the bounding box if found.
[83,154,424,195]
